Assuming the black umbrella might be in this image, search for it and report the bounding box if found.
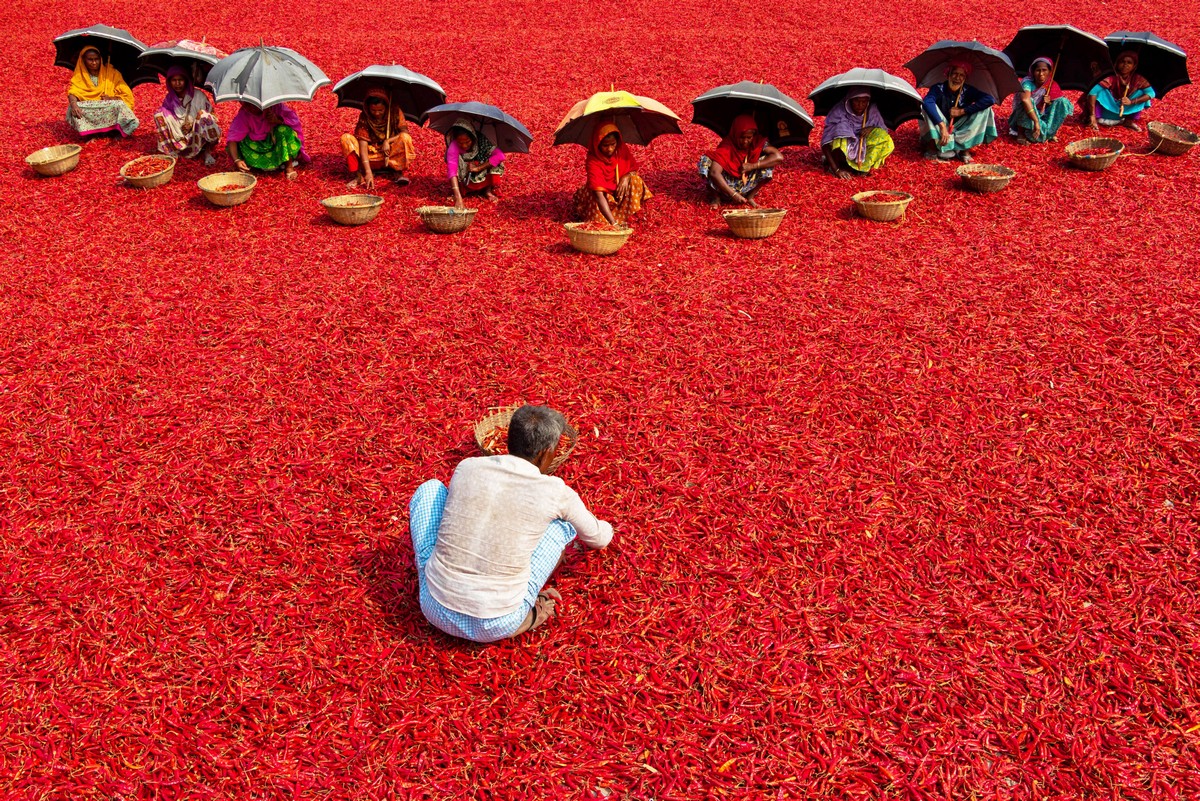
[53,23,157,88]
[1003,24,1112,92]
[808,68,925,129]
[422,102,533,154]
[1104,31,1191,98]
[333,65,447,123]
[691,81,814,147]
[139,40,228,85]
[904,40,1022,102]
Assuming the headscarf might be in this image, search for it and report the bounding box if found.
[445,117,498,183]
[1100,50,1151,99]
[67,46,134,107]
[820,88,887,161]
[226,102,308,162]
[585,121,638,192]
[945,59,973,78]
[1027,57,1064,104]
[159,65,206,119]
[706,114,767,178]
[355,86,407,145]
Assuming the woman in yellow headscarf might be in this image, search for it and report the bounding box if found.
[66,46,139,137]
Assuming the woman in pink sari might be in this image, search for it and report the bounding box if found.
[226,102,310,179]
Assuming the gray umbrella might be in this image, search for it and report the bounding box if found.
[691,81,814,147]
[808,68,925,129]
[204,45,330,109]
[422,102,533,154]
[905,40,1022,101]
[54,23,157,88]
[333,65,447,123]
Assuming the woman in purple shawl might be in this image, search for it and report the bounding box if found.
[154,65,221,165]
[226,102,309,180]
[820,88,895,179]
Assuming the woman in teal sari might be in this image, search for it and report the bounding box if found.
[1008,57,1074,144]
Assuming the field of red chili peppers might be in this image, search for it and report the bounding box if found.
[3,0,1200,797]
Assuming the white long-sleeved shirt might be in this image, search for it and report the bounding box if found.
[425,455,613,618]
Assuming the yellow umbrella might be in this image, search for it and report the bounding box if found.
[553,90,682,147]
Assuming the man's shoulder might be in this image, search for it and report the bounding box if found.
[451,455,570,490]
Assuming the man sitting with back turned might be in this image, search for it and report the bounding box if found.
[408,405,613,642]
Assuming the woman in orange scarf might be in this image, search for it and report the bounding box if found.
[66,46,139,137]
[697,114,782,208]
[339,86,416,189]
[572,122,652,226]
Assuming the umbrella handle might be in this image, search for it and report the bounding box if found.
[1039,39,1064,112]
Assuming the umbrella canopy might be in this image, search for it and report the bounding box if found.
[333,65,446,123]
[691,81,814,147]
[204,45,330,109]
[553,91,682,147]
[1104,31,1191,98]
[53,23,157,88]
[904,40,1022,102]
[422,101,533,154]
[1003,24,1112,92]
[808,68,924,129]
[139,39,228,84]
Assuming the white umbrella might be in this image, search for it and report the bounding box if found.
[205,45,330,109]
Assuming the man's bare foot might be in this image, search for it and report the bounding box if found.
[520,588,561,633]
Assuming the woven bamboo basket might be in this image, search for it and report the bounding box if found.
[321,194,384,225]
[852,191,913,221]
[26,144,82,177]
[121,155,176,188]
[416,205,478,233]
[564,222,633,255]
[1148,122,1198,157]
[473,404,579,474]
[1065,137,1123,171]
[956,164,1016,193]
[197,172,257,207]
[723,208,787,239]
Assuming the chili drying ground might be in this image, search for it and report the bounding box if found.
[2,1,1199,798]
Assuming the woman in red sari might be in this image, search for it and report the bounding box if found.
[572,122,652,226]
[697,114,782,208]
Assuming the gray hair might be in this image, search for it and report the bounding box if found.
[507,405,565,460]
